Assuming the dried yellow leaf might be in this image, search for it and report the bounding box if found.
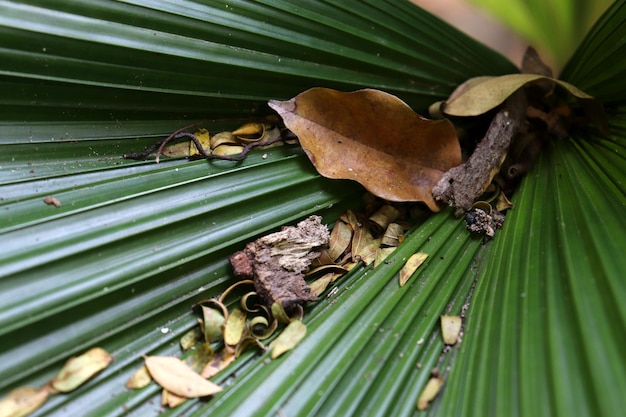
[162,389,187,408]
[213,144,245,156]
[399,252,428,286]
[231,122,264,137]
[380,223,404,247]
[417,376,444,410]
[309,272,335,297]
[440,315,462,345]
[51,347,113,393]
[184,343,214,373]
[179,327,203,351]
[125,365,152,390]
[201,305,226,344]
[189,129,210,157]
[352,225,380,266]
[270,320,307,359]
[271,302,291,324]
[144,356,222,398]
[368,205,399,232]
[200,349,236,379]
[223,308,246,347]
[0,386,50,417]
[374,247,396,268]
[210,131,237,149]
[328,221,353,261]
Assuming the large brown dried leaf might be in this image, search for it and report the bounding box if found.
[269,88,461,211]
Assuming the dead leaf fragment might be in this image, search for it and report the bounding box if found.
[223,308,246,347]
[399,252,428,286]
[270,320,307,359]
[180,327,203,351]
[51,347,113,393]
[125,365,152,389]
[43,196,61,207]
[200,350,236,379]
[201,305,226,344]
[440,315,462,345]
[327,221,353,261]
[162,389,187,408]
[0,386,50,417]
[269,88,461,211]
[144,356,222,398]
[417,376,444,410]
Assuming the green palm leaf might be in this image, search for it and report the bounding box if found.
[1,1,624,417]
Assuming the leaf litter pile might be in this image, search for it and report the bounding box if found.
[2,48,607,416]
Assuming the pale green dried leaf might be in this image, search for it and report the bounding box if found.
[51,347,113,393]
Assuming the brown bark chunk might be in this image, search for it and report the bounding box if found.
[229,216,330,312]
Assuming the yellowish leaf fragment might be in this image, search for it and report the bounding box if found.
[125,365,152,390]
[309,272,335,297]
[270,320,307,359]
[184,343,214,373]
[399,253,429,286]
[328,221,353,261]
[380,223,404,247]
[0,386,50,417]
[144,356,222,398]
[271,302,291,324]
[223,308,246,347]
[209,131,237,149]
[374,247,396,268]
[417,376,444,410]
[162,389,187,408]
[440,315,462,345]
[201,305,226,344]
[200,349,236,379]
[189,129,211,157]
[368,205,399,232]
[51,347,113,393]
[180,327,203,351]
[352,225,380,266]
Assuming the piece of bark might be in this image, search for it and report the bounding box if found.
[432,92,527,213]
[229,216,330,312]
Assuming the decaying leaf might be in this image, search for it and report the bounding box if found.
[144,356,222,398]
[351,224,380,266]
[309,272,336,297]
[368,204,400,233]
[185,343,214,373]
[374,247,396,268]
[51,347,113,393]
[163,128,211,157]
[180,327,203,351]
[201,305,226,344]
[327,221,353,261]
[162,389,186,408]
[200,350,236,379]
[440,315,462,345]
[270,320,307,359]
[0,386,50,417]
[417,376,444,410]
[399,252,429,286]
[223,308,246,347]
[268,88,461,211]
[380,223,404,247]
[442,74,595,117]
[125,365,152,390]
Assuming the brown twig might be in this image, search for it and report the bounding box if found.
[432,91,527,213]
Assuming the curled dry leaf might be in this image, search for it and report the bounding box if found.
[200,350,236,379]
[270,320,307,359]
[443,74,596,117]
[269,88,461,211]
[0,386,50,417]
[399,252,429,286]
[201,305,226,344]
[51,347,113,393]
[144,356,222,398]
[417,376,444,411]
